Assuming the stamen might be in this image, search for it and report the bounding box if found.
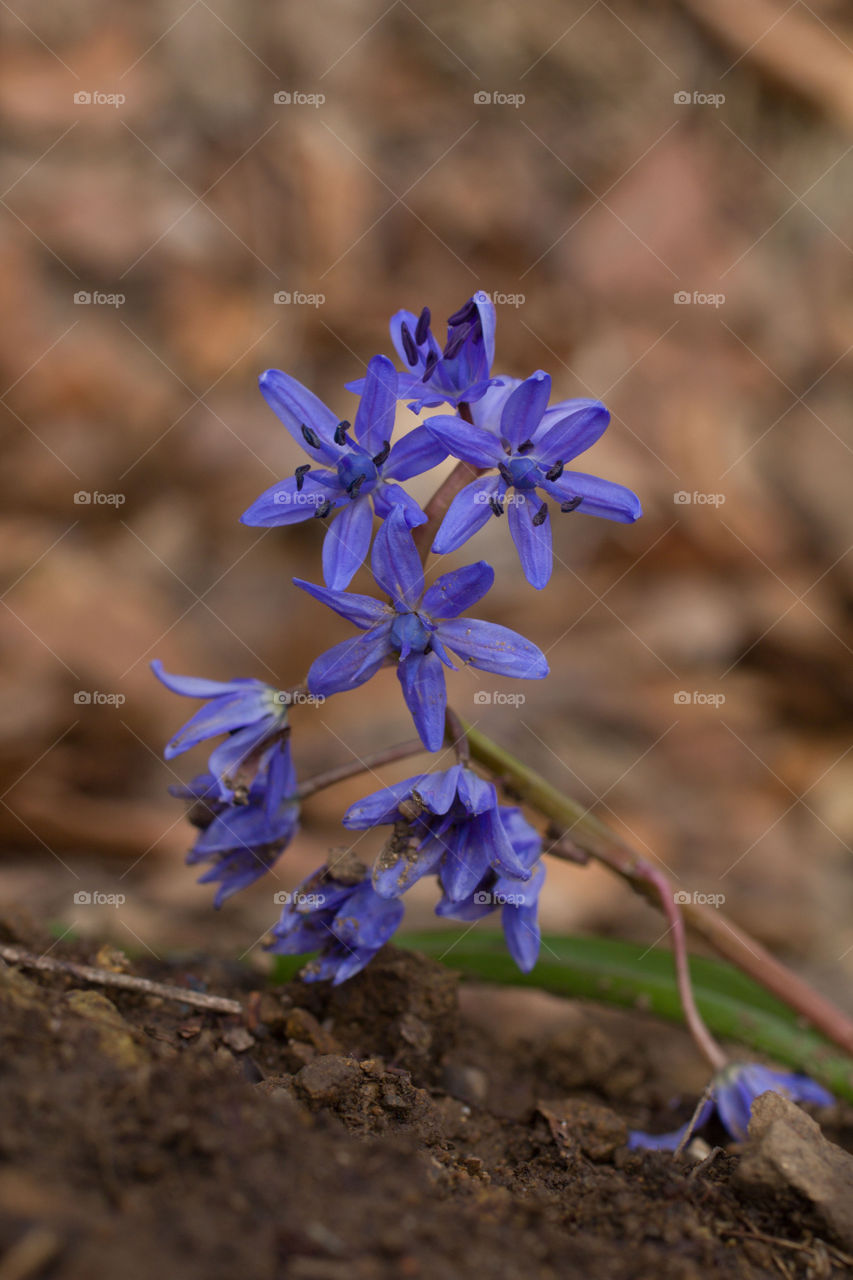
[414,306,431,345]
[372,440,391,467]
[546,461,564,481]
[401,323,418,366]
[532,502,549,527]
[301,424,321,449]
[498,462,514,486]
[517,439,535,454]
[443,327,468,360]
[560,496,583,513]
[422,349,439,381]
[347,474,366,498]
[489,495,504,517]
[334,420,350,445]
[314,499,333,519]
[447,299,477,326]
[294,463,310,492]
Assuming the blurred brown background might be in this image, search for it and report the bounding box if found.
[1,0,852,996]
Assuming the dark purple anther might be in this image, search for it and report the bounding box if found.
[560,497,583,513]
[314,499,333,519]
[334,420,350,445]
[532,502,549,528]
[372,440,391,467]
[489,495,504,517]
[301,424,321,449]
[498,462,514,486]
[517,439,535,455]
[447,298,477,326]
[414,307,431,345]
[400,323,419,366]
[546,461,564,481]
[294,464,310,492]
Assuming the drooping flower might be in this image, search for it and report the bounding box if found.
[266,851,404,985]
[348,292,499,412]
[424,370,642,588]
[170,739,300,907]
[294,508,548,750]
[343,765,532,901]
[241,354,447,589]
[435,805,545,971]
[152,659,289,800]
[628,1062,833,1151]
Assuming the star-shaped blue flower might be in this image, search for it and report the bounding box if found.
[294,508,548,750]
[171,740,299,907]
[435,805,545,972]
[152,659,289,800]
[423,370,642,588]
[343,765,532,899]
[241,354,447,589]
[628,1062,833,1150]
[266,854,404,985]
[348,292,500,412]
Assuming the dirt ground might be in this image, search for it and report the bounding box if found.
[2,912,852,1280]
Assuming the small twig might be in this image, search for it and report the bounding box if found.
[293,738,426,801]
[0,944,243,1016]
[674,1083,717,1157]
[444,707,470,765]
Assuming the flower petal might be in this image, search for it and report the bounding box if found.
[389,309,423,370]
[507,491,553,589]
[151,660,252,701]
[353,354,398,455]
[422,414,504,468]
[307,624,393,697]
[240,473,330,526]
[431,476,499,554]
[294,577,388,629]
[627,1099,716,1151]
[541,471,642,523]
[384,426,449,480]
[397,650,447,751]
[502,900,541,972]
[322,498,375,590]
[422,561,495,619]
[436,617,548,679]
[371,506,424,607]
[499,370,550,449]
[371,482,427,527]
[532,400,610,464]
[258,369,341,463]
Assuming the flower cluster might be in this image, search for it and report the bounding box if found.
[154,291,640,981]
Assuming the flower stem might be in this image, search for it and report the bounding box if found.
[293,738,427,801]
[459,719,853,1060]
[412,401,485,563]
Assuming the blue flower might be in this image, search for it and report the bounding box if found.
[435,806,545,972]
[152,659,289,800]
[294,508,548,750]
[348,292,499,412]
[241,354,447,589]
[423,370,642,588]
[266,853,404,985]
[628,1062,834,1150]
[171,740,300,907]
[343,765,533,900]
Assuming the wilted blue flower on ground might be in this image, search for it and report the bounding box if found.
[628,1062,833,1150]
[266,853,404,984]
[241,355,447,588]
[424,370,642,588]
[171,740,299,907]
[152,659,289,799]
[435,805,545,972]
[343,764,532,900]
[295,508,548,749]
[348,293,499,412]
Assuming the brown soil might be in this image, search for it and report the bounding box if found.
[1,916,850,1280]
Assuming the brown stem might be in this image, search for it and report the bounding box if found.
[444,707,470,765]
[0,944,243,1015]
[294,738,427,801]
